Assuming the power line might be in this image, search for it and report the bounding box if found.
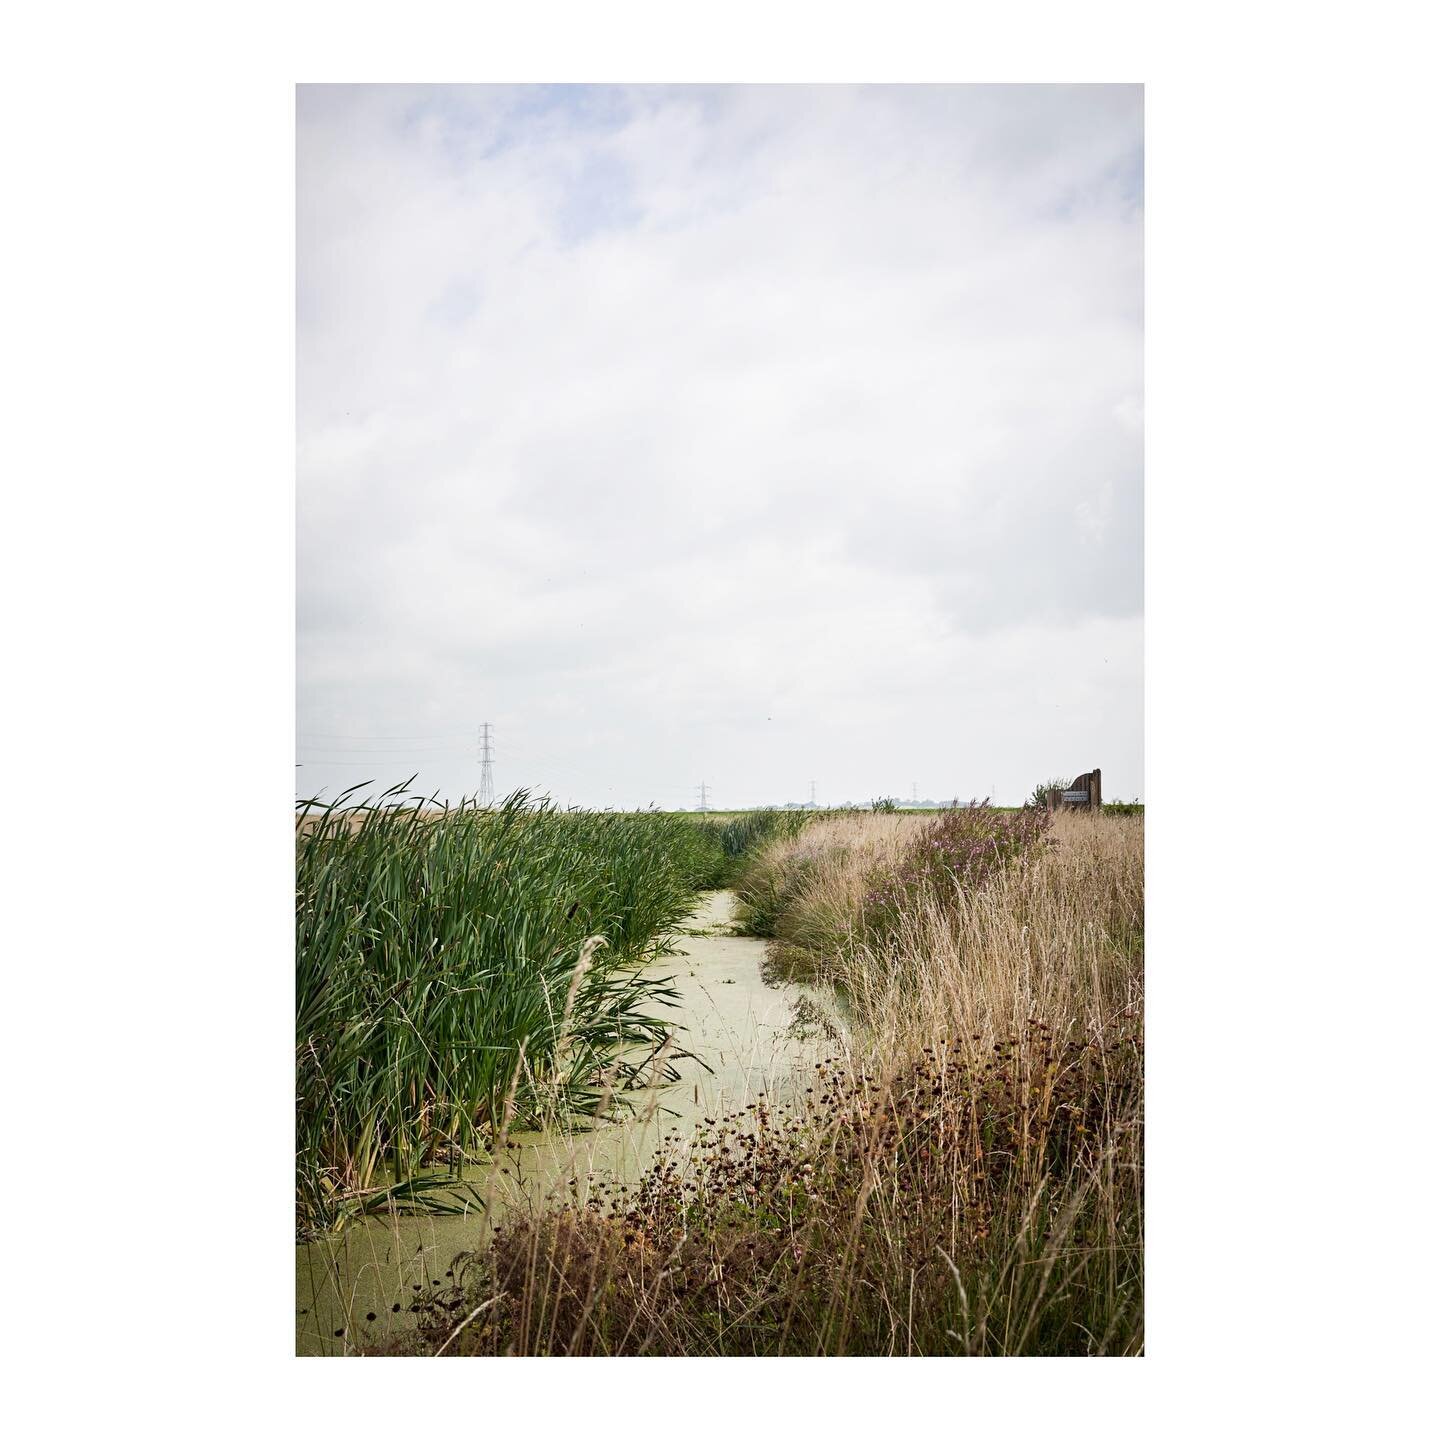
[297,730,474,742]
[296,744,472,755]
[294,761,436,769]
[696,780,709,813]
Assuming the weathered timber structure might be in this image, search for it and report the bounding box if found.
[1047,768,1102,811]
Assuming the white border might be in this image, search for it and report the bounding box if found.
[5,0,1435,1429]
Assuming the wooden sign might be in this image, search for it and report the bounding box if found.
[1047,769,1102,810]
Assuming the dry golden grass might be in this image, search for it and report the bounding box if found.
[845,809,1143,1055]
[733,810,924,954]
[369,807,1144,1356]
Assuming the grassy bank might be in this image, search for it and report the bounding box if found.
[361,807,1144,1355]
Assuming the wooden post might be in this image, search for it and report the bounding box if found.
[1091,768,1102,809]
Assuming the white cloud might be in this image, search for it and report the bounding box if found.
[297,84,1144,807]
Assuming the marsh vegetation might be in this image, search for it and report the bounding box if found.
[297,795,1143,1355]
[295,789,804,1233]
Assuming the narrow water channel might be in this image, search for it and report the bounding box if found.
[295,890,844,1355]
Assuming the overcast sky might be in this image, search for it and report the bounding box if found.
[297,84,1142,809]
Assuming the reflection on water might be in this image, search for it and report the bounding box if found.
[295,890,845,1355]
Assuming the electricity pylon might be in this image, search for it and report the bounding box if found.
[478,722,495,806]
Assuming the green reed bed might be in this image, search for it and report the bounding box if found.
[671,808,813,888]
[296,787,722,1236]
